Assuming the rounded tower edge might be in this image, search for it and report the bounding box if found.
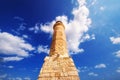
[53,21,65,30]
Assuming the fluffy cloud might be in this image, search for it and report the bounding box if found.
[37,45,49,54]
[88,72,98,76]
[8,77,22,80]
[14,16,24,21]
[8,65,14,69]
[110,37,120,44]
[77,67,81,73]
[100,6,105,11]
[30,0,93,54]
[80,34,95,42]
[95,63,106,69]
[114,50,120,58]
[116,67,120,73]
[15,77,22,80]
[24,77,31,80]
[3,56,24,62]
[0,74,7,79]
[8,77,31,80]
[18,23,26,31]
[22,35,28,39]
[91,0,97,5]
[0,32,34,62]
[110,37,120,58]
[77,66,90,73]
[29,24,40,34]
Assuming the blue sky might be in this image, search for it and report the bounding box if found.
[0,0,120,80]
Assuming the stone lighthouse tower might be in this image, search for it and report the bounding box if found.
[38,21,80,80]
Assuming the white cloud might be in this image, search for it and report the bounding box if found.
[91,0,97,5]
[14,16,24,21]
[91,34,95,40]
[110,37,120,58]
[77,66,90,73]
[0,32,34,58]
[116,67,120,73]
[22,35,28,39]
[40,22,54,34]
[24,77,31,80]
[16,77,22,80]
[88,72,98,76]
[0,74,7,79]
[95,63,106,69]
[37,45,49,54]
[100,6,105,11]
[114,50,120,58]
[3,56,24,62]
[8,65,14,69]
[71,0,74,4]
[8,77,31,80]
[110,37,120,44]
[116,70,120,73]
[18,23,26,31]
[80,34,95,42]
[38,0,92,54]
[77,67,81,73]
[28,24,40,34]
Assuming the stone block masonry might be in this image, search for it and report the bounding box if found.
[38,57,79,80]
[38,21,80,80]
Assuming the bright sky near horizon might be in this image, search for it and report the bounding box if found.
[0,0,120,80]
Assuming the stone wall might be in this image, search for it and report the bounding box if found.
[38,56,80,80]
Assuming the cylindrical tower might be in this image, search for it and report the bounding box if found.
[38,21,80,80]
[49,21,69,57]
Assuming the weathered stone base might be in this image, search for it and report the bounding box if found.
[38,56,80,80]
